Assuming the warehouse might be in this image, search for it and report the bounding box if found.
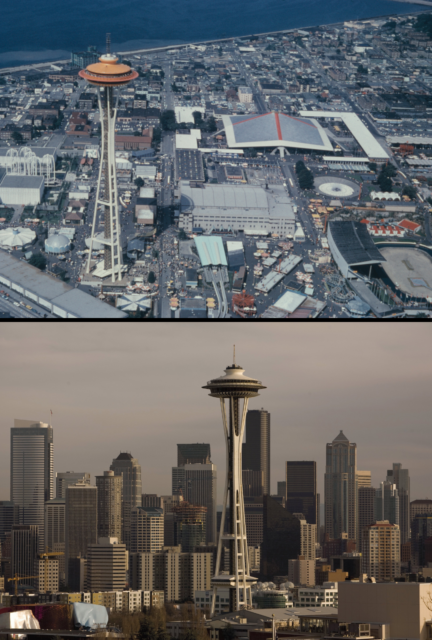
[180,183,296,235]
[0,174,44,205]
[0,251,126,318]
[194,236,227,267]
[222,112,333,152]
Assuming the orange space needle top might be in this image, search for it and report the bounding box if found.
[78,37,138,87]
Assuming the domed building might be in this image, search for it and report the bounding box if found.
[45,232,70,254]
[0,227,36,249]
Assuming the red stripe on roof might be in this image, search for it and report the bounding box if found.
[232,113,270,126]
[275,112,282,140]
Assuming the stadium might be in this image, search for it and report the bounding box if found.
[221,112,333,153]
[327,221,386,279]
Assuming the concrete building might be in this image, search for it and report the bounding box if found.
[288,557,316,587]
[130,507,164,554]
[387,463,410,545]
[161,495,184,546]
[324,431,357,541]
[180,183,296,236]
[0,174,44,205]
[173,502,207,552]
[195,587,230,614]
[110,453,142,551]
[356,470,371,488]
[10,419,53,552]
[65,482,97,588]
[142,494,162,508]
[95,471,122,542]
[243,409,270,497]
[411,499,432,525]
[296,514,316,561]
[295,583,339,607]
[286,462,318,531]
[86,537,127,592]
[35,557,59,593]
[361,521,401,581]
[44,498,65,581]
[338,581,432,640]
[238,87,253,103]
[172,463,217,545]
[56,472,90,499]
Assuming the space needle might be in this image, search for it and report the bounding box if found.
[79,35,138,282]
[203,350,266,614]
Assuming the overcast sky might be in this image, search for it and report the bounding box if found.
[1,323,431,503]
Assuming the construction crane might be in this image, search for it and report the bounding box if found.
[8,574,38,596]
[39,547,64,593]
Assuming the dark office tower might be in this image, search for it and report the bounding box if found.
[11,524,39,579]
[65,482,97,587]
[242,409,271,496]
[358,486,376,552]
[375,481,399,525]
[0,501,19,544]
[95,471,122,541]
[177,444,211,466]
[411,514,432,570]
[243,470,264,498]
[173,502,207,552]
[324,431,357,541]
[286,461,317,528]
[261,495,301,580]
[110,452,142,551]
[277,482,286,498]
[387,463,410,544]
[10,419,54,551]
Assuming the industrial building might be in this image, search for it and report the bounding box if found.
[226,241,245,272]
[222,112,333,152]
[194,236,227,268]
[0,174,44,205]
[328,220,386,279]
[180,183,296,235]
[175,149,205,181]
[0,251,126,318]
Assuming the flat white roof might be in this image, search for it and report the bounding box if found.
[300,111,389,160]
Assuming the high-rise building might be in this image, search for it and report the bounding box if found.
[109,452,142,551]
[177,444,211,466]
[161,495,183,546]
[375,482,399,526]
[142,494,162,508]
[362,521,401,581]
[387,463,410,545]
[358,487,376,553]
[357,471,371,488]
[286,461,318,529]
[242,470,264,498]
[130,507,164,554]
[0,501,19,544]
[10,419,54,551]
[288,557,315,586]
[242,409,270,496]
[44,498,65,581]
[79,40,138,282]
[86,537,127,592]
[172,463,217,544]
[56,472,90,499]
[65,482,97,587]
[203,358,265,614]
[261,495,302,580]
[95,471,122,542]
[325,431,357,541]
[172,502,206,552]
[35,557,59,593]
[245,498,264,546]
[411,500,432,528]
[411,514,432,570]
[11,525,39,582]
[277,481,286,498]
[294,514,317,561]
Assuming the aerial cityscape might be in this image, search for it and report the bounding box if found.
[1,6,432,317]
[0,325,431,639]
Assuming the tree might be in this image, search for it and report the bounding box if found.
[160,110,177,131]
[28,253,46,270]
[137,619,158,640]
[357,64,368,75]
[402,185,417,200]
[221,626,236,640]
[178,229,187,240]
[378,173,392,192]
[368,162,377,172]
[205,116,217,132]
[148,271,156,284]
[152,127,162,148]
[295,160,314,190]
[11,131,23,144]
[135,177,144,188]
[192,111,203,126]
[134,131,143,136]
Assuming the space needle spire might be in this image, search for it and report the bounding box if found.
[203,357,266,614]
[79,36,138,282]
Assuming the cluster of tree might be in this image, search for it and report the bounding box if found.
[28,253,46,271]
[152,127,162,149]
[11,131,24,144]
[402,184,417,200]
[377,163,397,192]
[134,177,144,188]
[148,271,156,284]
[178,229,188,240]
[357,64,368,75]
[295,160,314,190]
[415,14,432,39]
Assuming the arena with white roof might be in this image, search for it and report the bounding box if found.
[222,112,333,152]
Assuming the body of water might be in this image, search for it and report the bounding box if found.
[0,0,420,67]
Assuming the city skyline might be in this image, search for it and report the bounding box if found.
[0,323,430,503]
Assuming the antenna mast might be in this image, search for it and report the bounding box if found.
[106,33,111,54]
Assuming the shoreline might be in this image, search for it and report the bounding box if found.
[0,5,430,75]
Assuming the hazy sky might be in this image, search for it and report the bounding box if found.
[1,323,431,503]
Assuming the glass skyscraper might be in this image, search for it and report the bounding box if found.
[10,419,54,551]
[242,409,271,496]
[324,431,357,541]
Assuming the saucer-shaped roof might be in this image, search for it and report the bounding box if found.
[79,54,138,87]
[203,364,266,399]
